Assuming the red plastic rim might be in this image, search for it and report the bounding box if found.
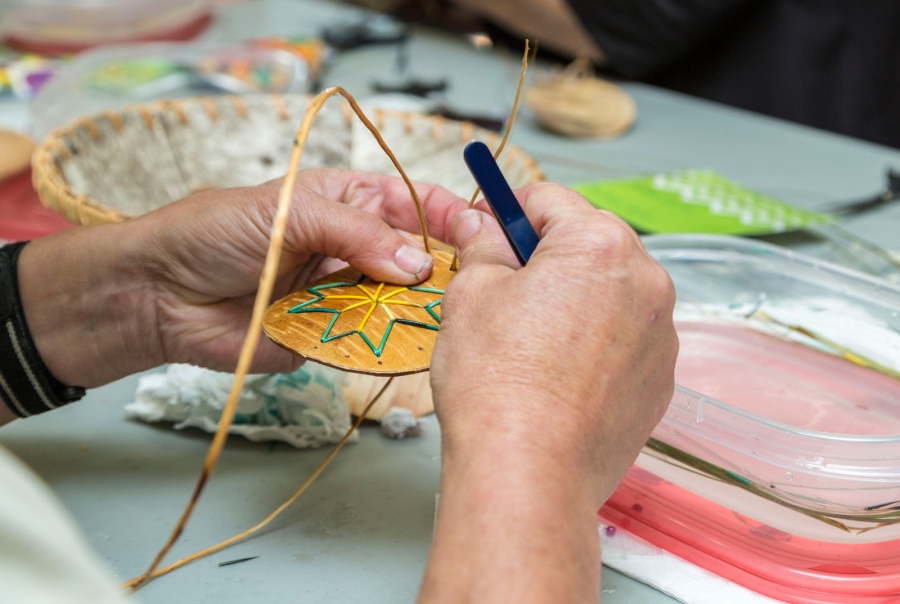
[3,12,213,55]
[599,467,900,604]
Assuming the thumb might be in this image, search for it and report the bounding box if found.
[289,194,434,284]
[452,209,520,270]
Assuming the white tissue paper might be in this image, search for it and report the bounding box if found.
[125,363,355,449]
[599,519,782,604]
[379,407,426,440]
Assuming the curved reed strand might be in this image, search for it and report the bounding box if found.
[450,41,530,271]
[129,86,430,591]
[122,377,394,589]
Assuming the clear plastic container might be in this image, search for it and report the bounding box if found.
[30,42,310,139]
[0,0,211,53]
[602,235,900,603]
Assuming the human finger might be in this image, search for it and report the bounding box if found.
[279,169,469,244]
[505,182,640,247]
[285,190,435,284]
[452,209,521,270]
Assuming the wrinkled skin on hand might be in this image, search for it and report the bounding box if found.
[433,182,678,502]
[420,183,677,604]
[18,169,467,388]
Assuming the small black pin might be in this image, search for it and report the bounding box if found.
[218,556,259,567]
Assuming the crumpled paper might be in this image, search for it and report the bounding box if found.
[125,363,355,449]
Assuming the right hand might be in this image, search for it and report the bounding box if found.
[430,182,678,504]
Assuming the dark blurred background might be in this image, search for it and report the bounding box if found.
[353,0,900,150]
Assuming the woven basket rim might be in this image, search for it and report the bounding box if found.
[32,93,545,227]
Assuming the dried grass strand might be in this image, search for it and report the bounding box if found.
[450,40,530,271]
[121,377,395,589]
[129,86,430,591]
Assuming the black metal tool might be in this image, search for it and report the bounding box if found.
[826,168,900,217]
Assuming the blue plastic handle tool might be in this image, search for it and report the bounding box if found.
[463,141,540,265]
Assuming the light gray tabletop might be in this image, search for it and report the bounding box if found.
[3,1,900,603]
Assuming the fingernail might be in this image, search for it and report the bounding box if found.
[453,209,482,247]
[395,244,433,277]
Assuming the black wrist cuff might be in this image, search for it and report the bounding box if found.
[0,242,85,417]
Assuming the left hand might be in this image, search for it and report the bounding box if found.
[18,169,466,389]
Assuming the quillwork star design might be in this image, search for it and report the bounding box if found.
[286,276,444,357]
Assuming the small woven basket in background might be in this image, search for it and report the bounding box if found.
[32,93,544,226]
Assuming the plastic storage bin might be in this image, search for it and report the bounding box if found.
[603,235,900,603]
[30,42,310,139]
[0,0,211,53]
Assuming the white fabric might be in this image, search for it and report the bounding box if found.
[0,445,128,604]
[599,519,781,604]
[125,363,354,449]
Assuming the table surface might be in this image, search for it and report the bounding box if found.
[4,1,900,602]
